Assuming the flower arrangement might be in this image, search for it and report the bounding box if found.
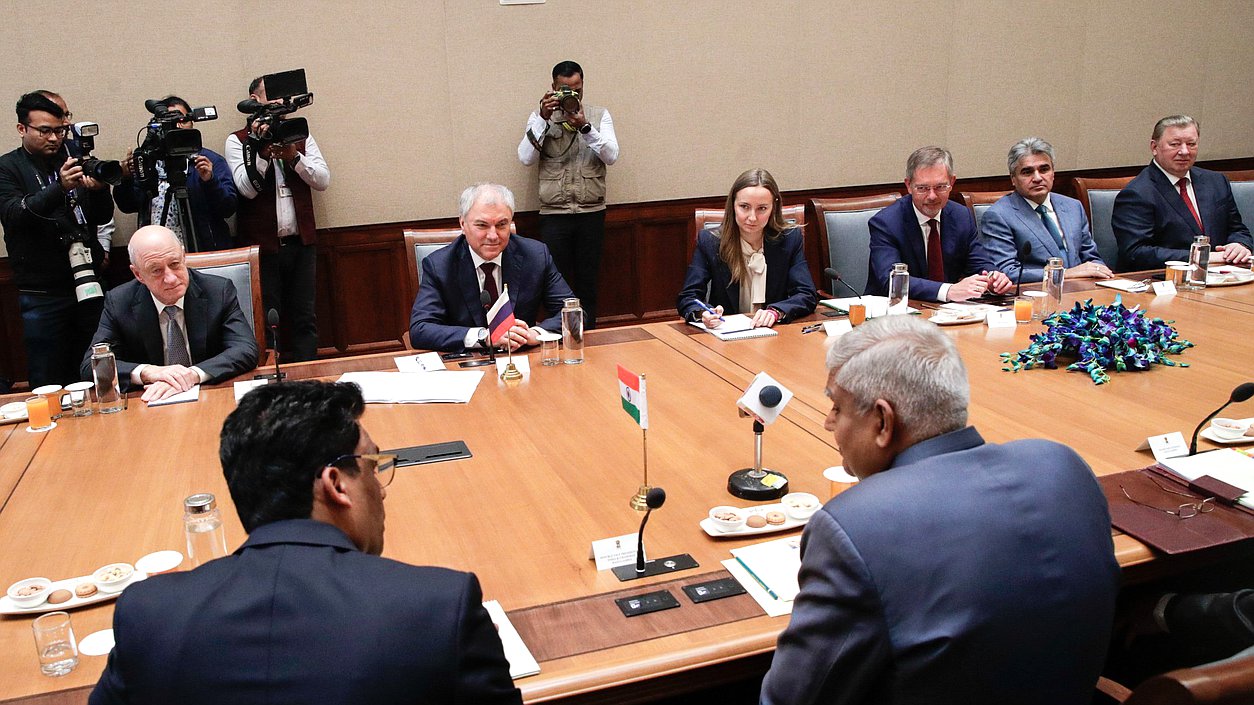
[1000,296,1193,384]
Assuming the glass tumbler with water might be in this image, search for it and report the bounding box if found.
[184,493,228,567]
[32,611,78,677]
[90,343,126,414]
[887,263,910,314]
[561,297,584,364]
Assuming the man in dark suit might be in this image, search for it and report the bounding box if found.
[409,183,575,352]
[1112,114,1252,271]
[760,315,1119,705]
[89,381,522,705]
[867,146,1013,301]
[983,137,1113,283]
[80,225,258,402]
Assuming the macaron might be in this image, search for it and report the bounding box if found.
[75,582,98,598]
[765,511,787,526]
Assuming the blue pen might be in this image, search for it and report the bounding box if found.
[693,298,725,322]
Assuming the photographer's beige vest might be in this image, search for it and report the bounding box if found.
[537,105,608,215]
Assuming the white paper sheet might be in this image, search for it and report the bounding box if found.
[147,385,200,406]
[336,371,483,403]
[482,600,540,679]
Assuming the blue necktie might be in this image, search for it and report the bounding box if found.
[1035,204,1066,252]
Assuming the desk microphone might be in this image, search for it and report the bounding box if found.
[1189,382,1254,455]
[254,308,287,380]
[823,268,863,299]
[635,487,666,573]
[1015,241,1032,296]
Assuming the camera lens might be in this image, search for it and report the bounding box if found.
[81,157,123,186]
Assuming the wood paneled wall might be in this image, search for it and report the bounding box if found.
[2,158,1251,387]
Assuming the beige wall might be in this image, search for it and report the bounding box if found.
[2,0,1252,257]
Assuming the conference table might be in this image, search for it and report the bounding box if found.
[1,276,1253,704]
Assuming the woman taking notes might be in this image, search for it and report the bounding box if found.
[677,168,817,328]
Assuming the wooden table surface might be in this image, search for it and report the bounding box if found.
[1,277,1253,704]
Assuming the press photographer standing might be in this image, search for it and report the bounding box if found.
[0,92,113,387]
[518,60,618,328]
[225,74,329,362]
[115,96,237,251]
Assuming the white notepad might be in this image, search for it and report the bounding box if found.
[689,314,779,341]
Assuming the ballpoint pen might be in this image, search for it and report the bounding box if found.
[801,323,824,334]
[693,298,725,322]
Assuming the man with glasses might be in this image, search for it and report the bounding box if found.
[867,146,1013,301]
[0,91,114,387]
[90,381,521,705]
[114,95,238,251]
[225,75,330,362]
[760,315,1119,705]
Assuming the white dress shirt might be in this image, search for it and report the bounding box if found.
[224,132,330,237]
[518,108,619,166]
[914,205,951,302]
[130,293,206,385]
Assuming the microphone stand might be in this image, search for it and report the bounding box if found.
[1189,382,1254,455]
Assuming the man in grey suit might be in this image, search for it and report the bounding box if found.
[760,315,1120,705]
[982,137,1113,283]
[81,225,258,401]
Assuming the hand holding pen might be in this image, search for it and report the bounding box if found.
[694,299,725,329]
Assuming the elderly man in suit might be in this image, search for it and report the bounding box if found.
[89,381,522,705]
[867,146,1013,301]
[80,225,258,401]
[408,183,575,352]
[982,137,1113,283]
[760,315,1120,705]
[1112,115,1252,271]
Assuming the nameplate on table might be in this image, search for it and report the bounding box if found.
[590,533,642,571]
[984,310,1018,328]
[823,320,853,337]
[1152,281,1177,296]
[1137,431,1189,463]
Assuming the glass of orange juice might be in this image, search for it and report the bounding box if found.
[25,396,54,432]
[847,303,867,326]
[1014,296,1033,324]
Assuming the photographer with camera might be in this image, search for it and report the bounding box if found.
[114,96,237,251]
[225,71,329,362]
[0,92,114,387]
[517,60,618,329]
[40,90,118,269]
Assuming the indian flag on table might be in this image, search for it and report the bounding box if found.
[617,364,649,429]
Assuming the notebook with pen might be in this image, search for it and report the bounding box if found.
[688,314,779,341]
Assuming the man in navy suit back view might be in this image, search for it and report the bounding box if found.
[90,381,521,705]
[760,315,1119,705]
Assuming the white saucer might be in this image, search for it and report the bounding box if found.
[79,629,115,656]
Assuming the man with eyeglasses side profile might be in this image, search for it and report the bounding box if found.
[0,91,114,387]
[867,146,1014,301]
[89,381,522,705]
[760,315,1119,705]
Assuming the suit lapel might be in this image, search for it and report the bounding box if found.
[184,273,208,363]
[455,240,487,327]
[131,283,164,365]
[903,204,929,276]
[1011,194,1061,259]
[1149,165,1203,236]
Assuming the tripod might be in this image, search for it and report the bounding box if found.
[156,155,203,253]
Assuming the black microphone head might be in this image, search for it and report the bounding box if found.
[266,308,279,327]
[237,99,266,114]
[1232,382,1254,403]
[1020,240,1032,257]
[759,385,783,408]
[480,290,491,309]
[645,487,666,509]
[823,267,841,281]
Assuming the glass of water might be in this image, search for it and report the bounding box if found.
[32,611,78,677]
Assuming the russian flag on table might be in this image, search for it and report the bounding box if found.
[486,289,515,345]
[617,364,649,429]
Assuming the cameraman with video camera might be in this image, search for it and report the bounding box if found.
[114,96,237,251]
[0,92,115,387]
[225,71,329,362]
[518,60,618,329]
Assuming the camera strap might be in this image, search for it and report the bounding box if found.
[241,138,266,193]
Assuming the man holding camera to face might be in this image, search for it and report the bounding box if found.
[518,60,618,329]
[115,96,237,252]
[225,72,329,362]
[0,92,114,387]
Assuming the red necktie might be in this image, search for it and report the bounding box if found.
[480,262,499,302]
[926,219,945,281]
[1178,177,1204,232]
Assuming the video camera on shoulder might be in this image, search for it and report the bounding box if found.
[237,68,313,146]
[68,122,122,186]
[132,98,218,193]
